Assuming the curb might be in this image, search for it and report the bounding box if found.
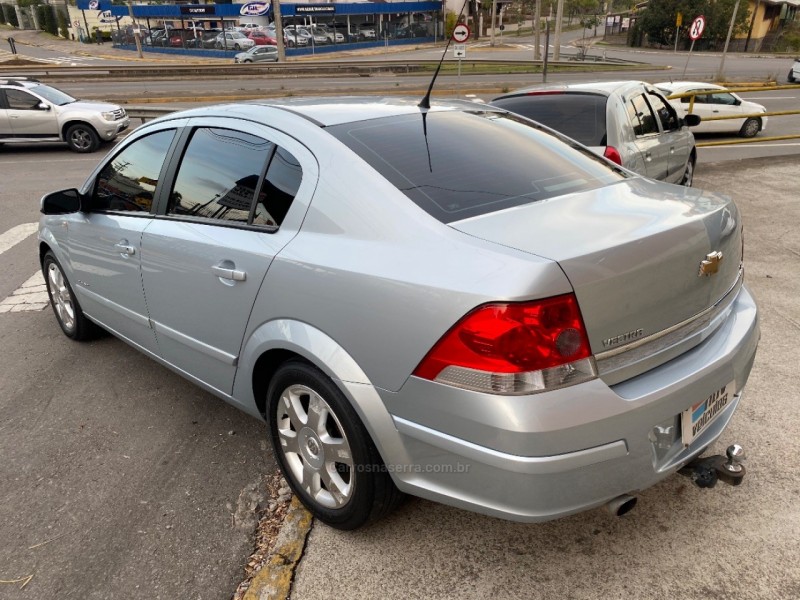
[243,497,313,600]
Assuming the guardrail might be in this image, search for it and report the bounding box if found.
[666,84,800,147]
[0,57,638,79]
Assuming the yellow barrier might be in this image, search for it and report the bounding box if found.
[665,83,800,147]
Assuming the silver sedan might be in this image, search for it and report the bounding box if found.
[38,98,759,529]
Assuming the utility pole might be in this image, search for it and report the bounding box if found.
[490,0,497,46]
[553,0,564,60]
[717,0,741,80]
[534,0,541,60]
[127,0,142,59]
[273,0,286,61]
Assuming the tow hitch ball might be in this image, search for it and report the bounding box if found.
[678,444,746,488]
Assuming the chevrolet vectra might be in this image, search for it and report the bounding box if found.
[38,98,759,529]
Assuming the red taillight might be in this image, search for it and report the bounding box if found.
[603,146,623,166]
[414,294,593,387]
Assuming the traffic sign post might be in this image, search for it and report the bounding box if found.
[453,43,466,95]
[682,15,705,77]
[452,23,470,43]
[674,12,682,53]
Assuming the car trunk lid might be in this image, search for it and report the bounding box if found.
[450,178,742,372]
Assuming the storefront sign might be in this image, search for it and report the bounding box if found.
[239,2,271,17]
[295,5,336,14]
[180,5,216,16]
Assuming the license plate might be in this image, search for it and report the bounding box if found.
[681,380,735,446]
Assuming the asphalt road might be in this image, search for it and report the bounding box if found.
[0,146,277,598]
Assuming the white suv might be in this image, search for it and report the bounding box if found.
[0,78,129,153]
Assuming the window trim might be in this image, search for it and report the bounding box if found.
[144,115,319,236]
[87,125,184,218]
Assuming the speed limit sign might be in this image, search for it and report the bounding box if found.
[452,23,470,43]
[689,15,705,41]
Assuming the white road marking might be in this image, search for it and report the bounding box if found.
[700,142,800,149]
[0,223,38,256]
[0,271,48,313]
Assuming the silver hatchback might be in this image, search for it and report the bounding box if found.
[39,98,758,529]
[491,81,701,186]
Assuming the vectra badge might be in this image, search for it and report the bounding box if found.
[699,251,723,277]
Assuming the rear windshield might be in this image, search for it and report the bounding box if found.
[326,110,623,223]
[490,93,608,147]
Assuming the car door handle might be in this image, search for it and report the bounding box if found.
[644,151,652,161]
[114,242,136,256]
[211,265,246,281]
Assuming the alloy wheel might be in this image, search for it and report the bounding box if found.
[275,384,354,509]
[47,262,76,332]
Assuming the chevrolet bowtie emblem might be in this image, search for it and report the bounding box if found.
[699,251,723,277]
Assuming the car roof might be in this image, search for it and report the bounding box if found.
[656,81,724,92]
[496,80,652,99]
[230,97,503,127]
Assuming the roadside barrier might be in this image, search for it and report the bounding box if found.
[665,84,800,147]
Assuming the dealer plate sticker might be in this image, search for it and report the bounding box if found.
[681,381,735,446]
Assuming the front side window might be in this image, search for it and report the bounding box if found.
[92,129,176,213]
[168,127,274,224]
[5,89,41,110]
[627,94,659,137]
[710,92,738,106]
[647,92,679,131]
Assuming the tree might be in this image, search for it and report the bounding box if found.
[636,0,750,49]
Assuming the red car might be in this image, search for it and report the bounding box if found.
[247,30,277,46]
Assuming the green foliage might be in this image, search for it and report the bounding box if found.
[57,8,69,39]
[35,4,58,34]
[636,0,750,49]
[0,4,6,25]
[445,10,459,40]
[3,3,19,27]
[774,23,800,52]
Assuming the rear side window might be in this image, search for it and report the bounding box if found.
[626,94,659,137]
[327,110,623,223]
[168,127,302,228]
[168,128,275,224]
[490,93,608,146]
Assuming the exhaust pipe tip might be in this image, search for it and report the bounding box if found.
[606,494,637,517]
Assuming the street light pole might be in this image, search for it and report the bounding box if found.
[127,0,142,59]
[553,0,564,61]
[273,0,286,62]
[717,0,741,80]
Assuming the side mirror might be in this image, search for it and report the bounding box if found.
[684,114,701,127]
[38,102,50,111]
[41,188,82,215]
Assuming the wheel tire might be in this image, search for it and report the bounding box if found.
[681,154,696,187]
[267,360,404,530]
[789,70,796,83]
[739,117,761,139]
[243,58,252,63]
[43,251,100,341]
[65,123,100,153]
[234,43,241,50]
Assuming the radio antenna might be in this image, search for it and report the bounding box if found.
[419,0,471,109]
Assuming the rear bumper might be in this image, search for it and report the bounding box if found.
[377,284,759,521]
